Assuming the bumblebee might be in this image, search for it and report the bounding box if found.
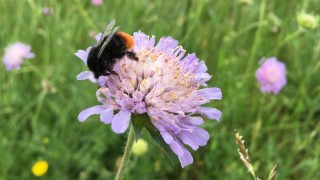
[87,19,138,78]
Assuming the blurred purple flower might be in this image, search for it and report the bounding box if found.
[3,42,35,70]
[75,32,222,168]
[255,57,287,94]
[42,7,53,15]
[92,0,103,6]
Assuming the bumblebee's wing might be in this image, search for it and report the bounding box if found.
[98,26,119,58]
[97,19,116,46]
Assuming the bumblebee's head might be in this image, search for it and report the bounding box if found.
[118,32,134,49]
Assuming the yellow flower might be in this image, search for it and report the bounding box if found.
[31,160,48,176]
[132,139,148,156]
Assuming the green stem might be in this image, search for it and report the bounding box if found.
[270,29,303,54]
[115,126,135,180]
[31,91,47,137]
[245,0,266,75]
[252,174,257,180]
[240,0,266,90]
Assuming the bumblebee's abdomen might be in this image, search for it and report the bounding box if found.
[118,32,135,49]
[87,34,128,78]
[103,34,126,54]
[87,46,100,75]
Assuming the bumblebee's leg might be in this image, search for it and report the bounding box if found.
[105,70,119,76]
[111,70,119,76]
[126,51,139,61]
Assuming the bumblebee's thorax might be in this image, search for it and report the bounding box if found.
[87,32,137,79]
[87,34,127,78]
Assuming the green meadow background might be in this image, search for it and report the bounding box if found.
[1,0,319,179]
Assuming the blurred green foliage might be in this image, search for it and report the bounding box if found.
[0,0,319,179]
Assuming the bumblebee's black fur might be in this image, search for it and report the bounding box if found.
[87,33,137,78]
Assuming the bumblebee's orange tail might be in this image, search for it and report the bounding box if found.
[118,32,134,49]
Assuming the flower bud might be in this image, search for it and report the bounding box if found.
[239,0,254,5]
[297,13,319,30]
[132,139,148,156]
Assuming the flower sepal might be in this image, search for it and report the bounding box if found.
[131,113,149,141]
[131,113,177,163]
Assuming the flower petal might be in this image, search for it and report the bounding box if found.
[100,107,114,124]
[77,71,97,83]
[160,131,173,144]
[75,50,88,64]
[194,73,211,84]
[77,71,93,80]
[169,140,184,156]
[199,88,222,100]
[178,148,193,168]
[184,116,204,125]
[194,60,207,73]
[178,127,209,150]
[98,75,109,86]
[95,33,103,42]
[78,105,106,122]
[111,109,131,134]
[198,107,222,121]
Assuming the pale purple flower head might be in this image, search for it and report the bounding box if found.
[3,42,35,70]
[255,57,287,94]
[75,32,222,168]
[42,7,53,15]
[92,0,103,6]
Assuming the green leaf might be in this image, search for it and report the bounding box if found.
[131,114,149,142]
[145,123,176,164]
[131,113,177,163]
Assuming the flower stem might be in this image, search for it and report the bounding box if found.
[241,0,266,89]
[115,126,135,180]
[270,29,303,54]
[245,0,266,75]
